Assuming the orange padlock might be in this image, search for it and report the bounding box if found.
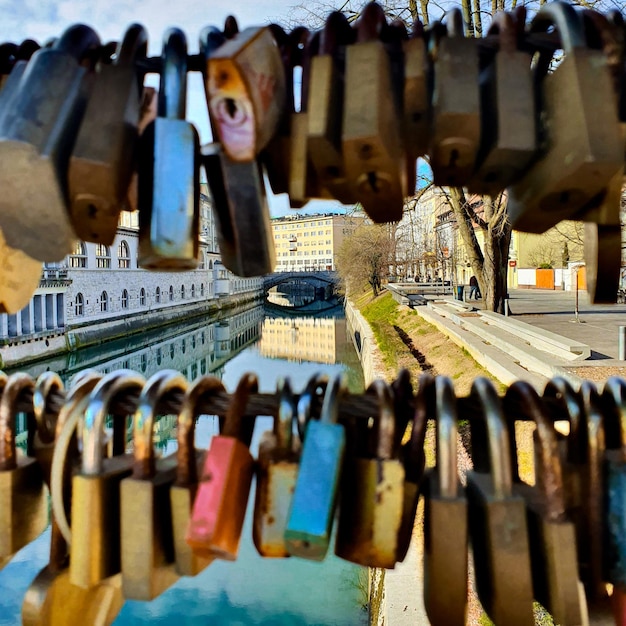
[185,373,257,561]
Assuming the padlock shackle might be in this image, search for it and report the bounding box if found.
[275,378,296,452]
[392,369,413,454]
[296,373,328,442]
[82,370,145,475]
[0,43,18,74]
[404,373,431,482]
[356,2,387,43]
[601,377,626,455]
[443,8,466,38]
[199,26,226,62]
[176,376,225,487]
[0,373,33,471]
[33,372,64,446]
[115,23,148,69]
[366,380,395,460]
[487,11,519,55]
[543,377,587,465]
[320,11,354,55]
[158,28,187,121]
[17,39,40,61]
[505,381,567,522]
[222,373,257,442]
[53,24,101,61]
[470,377,513,499]
[224,15,240,40]
[435,377,458,500]
[132,370,188,480]
[531,1,587,51]
[320,374,347,425]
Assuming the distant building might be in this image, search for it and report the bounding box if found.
[271,212,366,272]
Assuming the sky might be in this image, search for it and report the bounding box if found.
[0,0,349,217]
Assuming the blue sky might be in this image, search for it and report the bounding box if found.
[0,0,348,217]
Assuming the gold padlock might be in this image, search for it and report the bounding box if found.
[342,2,406,222]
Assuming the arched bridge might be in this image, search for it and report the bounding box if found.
[263,271,339,291]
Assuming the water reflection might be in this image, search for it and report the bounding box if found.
[0,301,368,625]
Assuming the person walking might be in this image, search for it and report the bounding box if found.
[469,275,481,300]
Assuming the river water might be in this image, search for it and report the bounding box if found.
[0,298,368,625]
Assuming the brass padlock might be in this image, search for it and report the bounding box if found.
[121,370,188,600]
[307,12,356,205]
[503,381,587,626]
[507,1,623,233]
[186,374,256,561]
[207,26,286,162]
[70,370,145,589]
[0,373,48,562]
[466,9,536,196]
[23,376,124,626]
[170,375,225,577]
[253,378,300,558]
[422,376,468,626]
[466,377,534,626]
[69,24,148,245]
[0,24,100,262]
[138,28,199,270]
[428,9,481,187]
[335,379,404,568]
[342,2,405,222]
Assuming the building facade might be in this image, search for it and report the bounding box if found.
[271,213,365,272]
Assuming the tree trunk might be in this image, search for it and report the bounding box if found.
[482,221,512,313]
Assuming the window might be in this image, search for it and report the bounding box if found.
[155,287,161,304]
[118,241,130,268]
[198,253,205,269]
[200,283,204,296]
[156,348,162,366]
[121,289,128,309]
[169,285,174,301]
[75,293,84,316]
[69,241,87,268]
[140,288,146,306]
[96,244,111,268]
[191,284,195,298]
[208,260,213,269]
[100,291,108,312]
[181,285,185,299]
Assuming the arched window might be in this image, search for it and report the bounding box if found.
[75,293,84,316]
[96,244,111,269]
[181,285,185,299]
[118,240,130,268]
[200,283,204,296]
[198,253,205,270]
[169,285,174,301]
[100,291,108,312]
[69,241,87,268]
[208,259,213,270]
[139,288,146,306]
[191,284,195,298]
[121,289,128,309]
[155,287,161,304]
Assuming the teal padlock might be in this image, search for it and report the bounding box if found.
[285,374,346,561]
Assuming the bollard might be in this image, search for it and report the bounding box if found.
[619,326,626,361]
[504,299,510,317]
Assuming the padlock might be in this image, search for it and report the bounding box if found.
[342,2,405,222]
[307,12,356,205]
[396,372,429,562]
[507,1,623,233]
[206,26,286,162]
[428,9,481,187]
[0,24,100,262]
[68,24,147,245]
[606,10,626,159]
[120,370,188,600]
[403,21,430,175]
[70,370,145,589]
[200,26,276,277]
[186,373,256,561]
[503,381,587,626]
[466,9,536,196]
[466,377,534,626]
[599,378,626,610]
[285,374,346,561]
[253,378,300,558]
[23,376,123,626]
[138,28,199,270]
[335,379,404,568]
[422,376,468,626]
[0,373,48,562]
[170,375,225,576]
[295,373,328,444]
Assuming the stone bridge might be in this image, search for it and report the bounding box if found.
[263,271,339,292]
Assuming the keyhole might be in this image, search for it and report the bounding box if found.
[367,171,380,193]
[225,98,238,119]
[447,149,460,169]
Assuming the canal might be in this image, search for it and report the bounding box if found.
[0,300,368,625]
